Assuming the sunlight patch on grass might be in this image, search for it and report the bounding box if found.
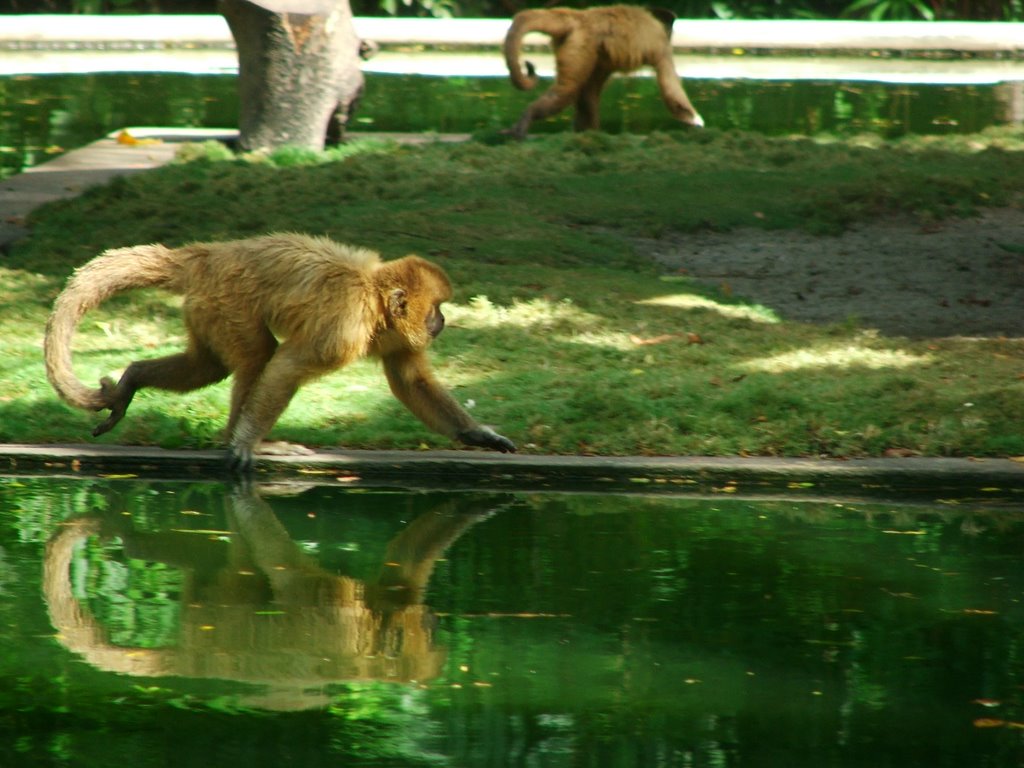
[448,296,643,349]
[1,268,51,303]
[563,330,638,351]
[447,295,602,330]
[87,319,182,350]
[742,344,933,373]
[638,294,780,324]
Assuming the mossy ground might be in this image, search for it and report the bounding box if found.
[3,127,1023,457]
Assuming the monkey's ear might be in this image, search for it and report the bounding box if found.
[388,288,408,318]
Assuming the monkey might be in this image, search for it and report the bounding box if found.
[503,4,704,139]
[44,233,516,471]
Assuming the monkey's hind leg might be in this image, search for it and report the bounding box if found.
[573,68,612,132]
[218,327,312,461]
[226,342,325,472]
[92,340,229,437]
[509,40,597,139]
[653,56,704,128]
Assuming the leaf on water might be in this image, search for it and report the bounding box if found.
[973,699,1002,707]
[881,529,926,535]
[169,529,233,536]
[99,473,138,480]
[882,588,918,599]
[973,718,1006,728]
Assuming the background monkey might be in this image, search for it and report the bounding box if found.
[44,233,516,470]
[503,4,705,139]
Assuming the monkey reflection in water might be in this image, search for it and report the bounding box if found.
[44,487,506,710]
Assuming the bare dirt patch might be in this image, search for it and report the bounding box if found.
[642,207,1024,339]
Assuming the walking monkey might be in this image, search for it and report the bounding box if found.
[44,233,516,470]
[503,4,704,138]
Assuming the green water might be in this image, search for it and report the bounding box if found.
[0,70,1015,177]
[1,476,1022,767]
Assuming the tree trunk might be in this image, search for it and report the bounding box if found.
[220,0,364,152]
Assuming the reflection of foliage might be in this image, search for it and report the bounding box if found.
[3,478,1024,765]
[327,684,447,765]
[843,0,937,21]
[0,73,237,179]
[76,539,184,648]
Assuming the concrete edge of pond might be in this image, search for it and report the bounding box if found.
[2,442,1023,505]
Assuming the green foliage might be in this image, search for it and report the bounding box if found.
[4,129,1024,458]
[9,0,1020,21]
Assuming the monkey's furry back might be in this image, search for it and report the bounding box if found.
[504,5,674,90]
[44,234,384,413]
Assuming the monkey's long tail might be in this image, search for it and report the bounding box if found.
[503,12,543,91]
[44,244,178,411]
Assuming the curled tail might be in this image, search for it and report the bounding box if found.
[44,244,179,411]
[504,9,564,91]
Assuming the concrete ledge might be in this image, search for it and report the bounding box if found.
[2,15,1022,56]
[2,443,1022,504]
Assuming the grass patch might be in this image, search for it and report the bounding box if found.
[4,128,1023,458]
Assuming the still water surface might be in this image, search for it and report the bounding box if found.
[1,70,1019,178]
[1,476,1022,766]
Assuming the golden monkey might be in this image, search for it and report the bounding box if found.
[44,233,516,470]
[503,4,704,139]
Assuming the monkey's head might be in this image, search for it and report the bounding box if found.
[374,257,454,353]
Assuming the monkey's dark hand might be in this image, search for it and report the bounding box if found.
[458,426,516,453]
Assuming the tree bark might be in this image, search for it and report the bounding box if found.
[220,0,365,152]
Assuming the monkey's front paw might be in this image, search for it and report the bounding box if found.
[458,427,516,453]
[226,446,255,474]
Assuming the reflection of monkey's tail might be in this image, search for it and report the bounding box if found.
[44,244,180,411]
